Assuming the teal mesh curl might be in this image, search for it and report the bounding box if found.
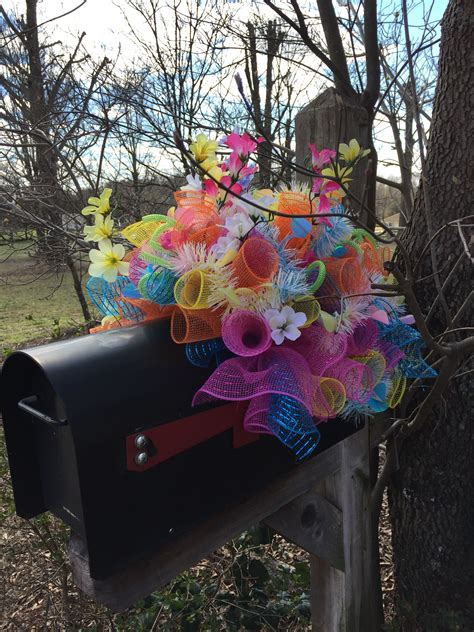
[86,276,128,317]
[141,267,177,304]
[185,338,230,367]
[377,319,436,379]
[116,299,144,322]
[268,394,320,461]
[397,339,437,378]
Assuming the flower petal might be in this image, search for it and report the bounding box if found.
[292,311,307,327]
[269,314,286,330]
[117,261,130,276]
[102,267,118,283]
[89,249,104,263]
[271,329,285,345]
[264,308,280,322]
[280,305,295,320]
[112,243,125,259]
[284,325,302,341]
[98,239,113,254]
[89,262,108,277]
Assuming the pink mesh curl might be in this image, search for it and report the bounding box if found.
[291,324,349,375]
[324,359,367,402]
[243,394,273,434]
[346,319,378,355]
[192,347,315,412]
[222,311,272,357]
[128,247,149,285]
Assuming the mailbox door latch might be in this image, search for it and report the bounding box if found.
[126,402,257,471]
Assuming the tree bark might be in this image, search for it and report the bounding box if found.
[388,1,474,627]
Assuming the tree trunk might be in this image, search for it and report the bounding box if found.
[25,0,63,261]
[388,1,474,628]
[66,256,92,325]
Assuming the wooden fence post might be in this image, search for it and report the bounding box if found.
[294,90,383,631]
[295,87,372,225]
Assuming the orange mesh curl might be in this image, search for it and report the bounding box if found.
[174,270,213,309]
[360,240,383,275]
[171,307,222,343]
[232,237,279,288]
[90,319,123,334]
[275,191,313,257]
[322,256,368,295]
[292,296,321,327]
[120,298,174,322]
[174,190,216,211]
[187,225,221,248]
[288,234,311,258]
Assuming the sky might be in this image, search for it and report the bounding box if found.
[2,0,448,179]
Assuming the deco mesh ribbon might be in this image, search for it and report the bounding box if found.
[84,131,436,461]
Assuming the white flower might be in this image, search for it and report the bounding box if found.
[264,305,307,345]
[180,173,203,191]
[211,234,240,259]
[224,211,255,239]
[88,239,129,283]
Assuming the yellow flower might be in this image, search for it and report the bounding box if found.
[338,139,370,163]
[200,158,224,181]
[81,188,113,216]
[189,134,218,163]
[322,164,353,184]
[83,214,114,242]
[88,239,129,282]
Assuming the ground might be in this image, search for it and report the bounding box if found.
[0,241,87,352]
[0,238,400,631]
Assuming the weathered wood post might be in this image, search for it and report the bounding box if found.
[294,88,383,631]
[295,87,374,227]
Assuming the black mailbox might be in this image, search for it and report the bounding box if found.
[1,318,360,580]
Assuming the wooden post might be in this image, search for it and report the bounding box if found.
[294,91,383,630]
[295,87,372,225]
[310,424,381,632]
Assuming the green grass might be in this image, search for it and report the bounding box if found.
[0,241,89,350]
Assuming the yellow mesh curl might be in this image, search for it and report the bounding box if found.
[387,372,407,409]
[122,220,163,246]
[313,377,347,417]
[174,269,213,310]
[351,350,386,386]
[292,296,321,327]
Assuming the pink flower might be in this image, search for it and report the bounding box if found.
[159,231,174,249]
[224,132,257,158]
[204,179,219,197]
[309,145,336,171]
[228,152,244,176]
[220,175,243,197]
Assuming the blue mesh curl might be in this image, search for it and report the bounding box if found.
[185,338,230,367]
[86,276,129,317]
[143,267,177,304]
[267,394,320,461]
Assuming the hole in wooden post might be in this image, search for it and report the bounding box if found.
[301,504,316,528]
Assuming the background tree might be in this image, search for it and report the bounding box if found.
[388,0,473,626]
[262,0,381,227]
[0,0,111,322]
